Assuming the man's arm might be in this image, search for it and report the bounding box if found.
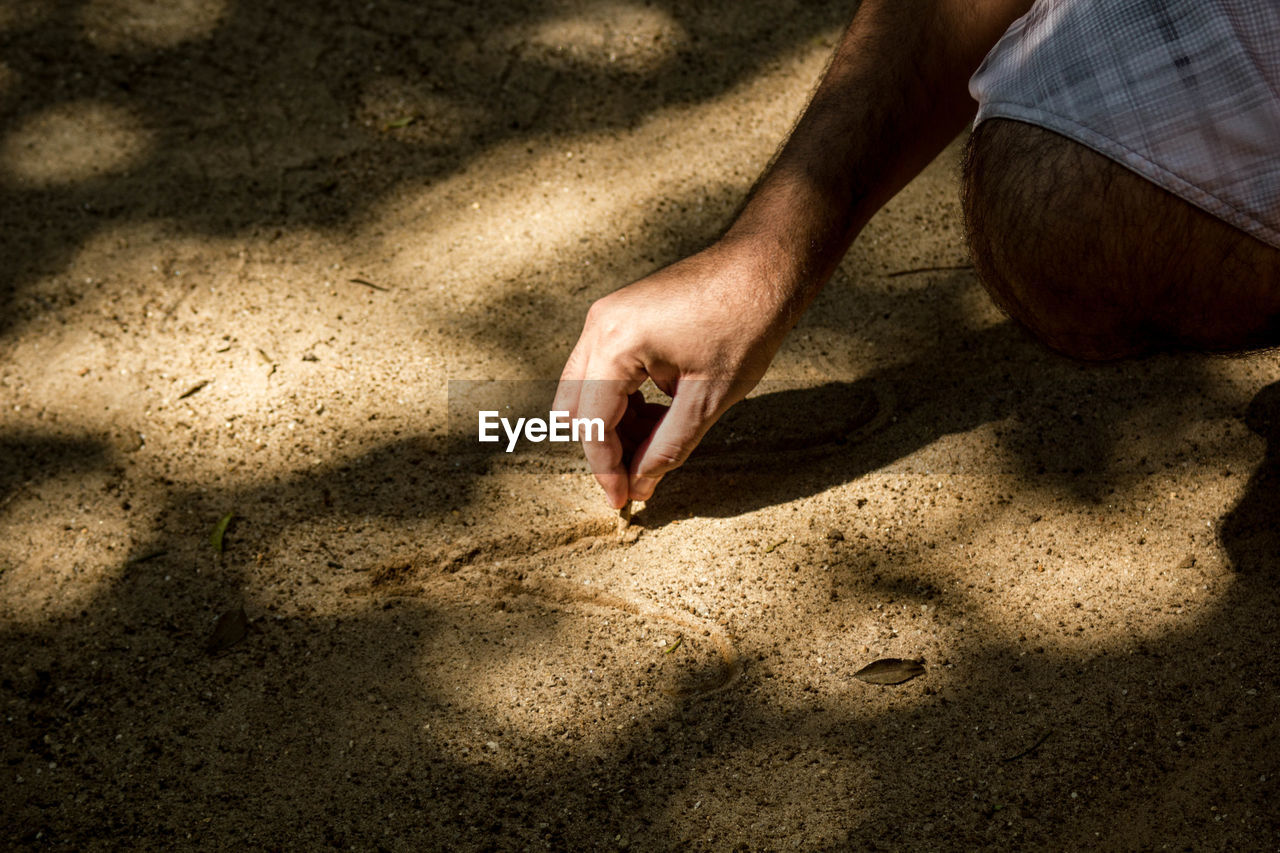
[554,0,1033,508]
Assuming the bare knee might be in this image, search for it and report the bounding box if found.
[962,118,1280,360]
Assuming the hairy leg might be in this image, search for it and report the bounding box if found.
[963,118,1280,360]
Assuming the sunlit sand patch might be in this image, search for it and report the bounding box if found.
[0,481,133,625]
[367,132,744,328]
[835,435,1245,653]
[2,101,151,187]
[358,44,827,349]
[509,1,687,74]
[359,36,833,365]
[401,576,689,750]
[81,0,226,52]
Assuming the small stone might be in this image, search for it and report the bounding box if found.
[826,529,845,542]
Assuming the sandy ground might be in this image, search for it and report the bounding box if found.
[3,0,1280,849]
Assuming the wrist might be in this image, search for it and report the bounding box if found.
[692,235,812,351]
[722,173,859,306]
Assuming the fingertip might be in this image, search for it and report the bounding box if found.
[594,471,630,509]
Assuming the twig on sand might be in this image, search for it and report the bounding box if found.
[887,263,973,278]
[349,277,389,292]
[178,380,210,400]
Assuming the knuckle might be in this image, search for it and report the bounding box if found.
[584,298,612,326]
[585,297,631,341]
[640,443,688,477]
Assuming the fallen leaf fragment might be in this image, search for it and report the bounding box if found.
[206,606,248,654]
[210,512,235,553]
[126,549,167,566]
[853,657,925,685]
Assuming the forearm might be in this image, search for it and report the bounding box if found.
[554,0,1032,507]
[723,0,1033,325]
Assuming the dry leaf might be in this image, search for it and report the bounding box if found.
[206,606,248,654]
[853,658,925,685]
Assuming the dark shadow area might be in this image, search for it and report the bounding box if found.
[0,431,110,494]
[1220,380,1280,576]
[648,312,1225,523]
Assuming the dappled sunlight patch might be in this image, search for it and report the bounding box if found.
[956,492,1239,653]
[0,471,134,625]
[81,0,226,52]
[506,1,687,75]
[350,35,841,371]
[366,141,750,374]
[806,431,1249,657]
[2,100,151,187]
[401,577,700,755]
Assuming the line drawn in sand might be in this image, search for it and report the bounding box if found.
[352,381,891,699]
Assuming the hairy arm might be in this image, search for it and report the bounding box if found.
[555,0,1033,508]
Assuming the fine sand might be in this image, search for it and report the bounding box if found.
[2,1,1278,849]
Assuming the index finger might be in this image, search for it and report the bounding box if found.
[577,374,642,508]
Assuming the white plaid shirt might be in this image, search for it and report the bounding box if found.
[971,0,1280,250]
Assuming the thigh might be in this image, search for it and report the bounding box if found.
[962,118,1280,360]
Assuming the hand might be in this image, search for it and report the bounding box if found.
[553,241,792,507]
